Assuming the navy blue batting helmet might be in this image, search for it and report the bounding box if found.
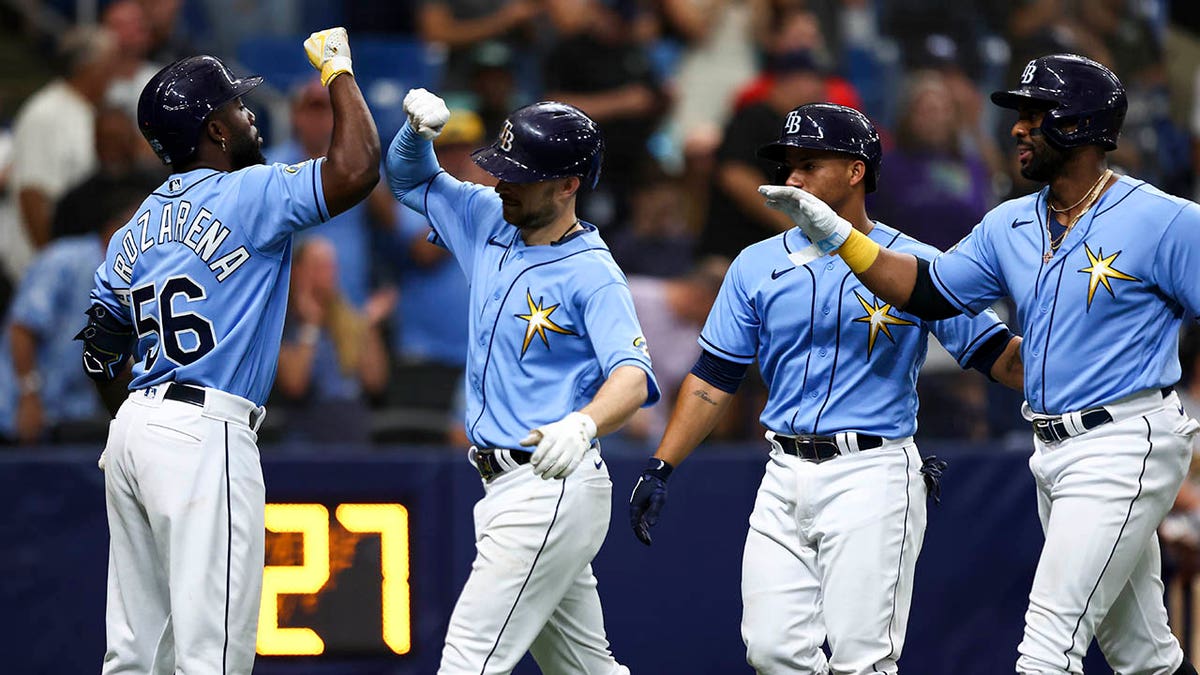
[137,55,263,165]
[757,102,883,193]
[472,102,604,188]
[991,53,1126,151]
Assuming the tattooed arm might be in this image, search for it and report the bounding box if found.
[652,373,736,468]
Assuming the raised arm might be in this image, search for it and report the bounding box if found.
[385,89,450,202]
[305,28,381,217]
[761,185,970,321]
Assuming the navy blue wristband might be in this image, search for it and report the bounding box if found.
[644,457,674,480]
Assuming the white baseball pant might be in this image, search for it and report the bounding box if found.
[439,446,628,675]
[741,437,927,675]
[102,385,266,675]
[1017,388,1199,674]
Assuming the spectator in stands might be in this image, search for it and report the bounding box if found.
[0,184,142,445]
[9,26,118,255]
[543,0,669,230]
[463,42,522,141]
[732,8,861,113]
[417,0,540,92]
[102,0,162,121]
[383,110,478,422]
[52,106,162,240]
[869,71,994,252]
[275,237,392,446]
[266,79,392,307]
[661,0,760,153]
[623,262,724,439]
[1165,0,1200,147]
[698,49,827,261]
[136,0,193,64]
[1194,68,1200,202]
[608,162,696,277]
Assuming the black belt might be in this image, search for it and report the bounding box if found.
[471,448,532,482]
[776,433,884,464]
[164,382,263,429]
[1031,386,1175,444]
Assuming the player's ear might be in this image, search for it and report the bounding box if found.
[848,159,865,190]
[205,117,228,150]
[561,176,582,199]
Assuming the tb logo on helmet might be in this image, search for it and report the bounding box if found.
[1021,61,1038,85]
[499,121,515,152]
[783,111,803,135]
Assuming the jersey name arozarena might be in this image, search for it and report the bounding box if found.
[111,199,251,284]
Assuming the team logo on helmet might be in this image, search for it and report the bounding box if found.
[1020,61,1038,85]
[783,111,803,135]
[498,121,515,153]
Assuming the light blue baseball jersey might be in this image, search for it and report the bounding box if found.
[0,235,106,436]
[702,223,1006,438]
[89,160,330,406]
[385,122,659,449]
[930,175,1200,414]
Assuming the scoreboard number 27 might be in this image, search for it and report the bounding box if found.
[256,503,412,656]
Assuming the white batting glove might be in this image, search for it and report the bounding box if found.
[98,449,107,472]
[520,412,597,480]
[759,185,853,254]
[304,27,354,86]
[403,88,450,141]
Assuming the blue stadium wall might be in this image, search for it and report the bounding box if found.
[1,442,1124,673]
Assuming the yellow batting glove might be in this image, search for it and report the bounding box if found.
[304,27,353,86]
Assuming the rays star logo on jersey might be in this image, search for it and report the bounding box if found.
[852,291,916,358]
[1078,243,1139,310]
[515,289,577,356]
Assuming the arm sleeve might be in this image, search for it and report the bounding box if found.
[927,219,1007,317]
[236,158,331,252]
[690,349,750,394]
[581,281,661,407]
[1152,202,1200,315]
[905,257,965,320]
[385,121,502,273]
[697,258,759,364]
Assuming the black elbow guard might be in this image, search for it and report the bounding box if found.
[904,258,963,321]
[74,304,133,382]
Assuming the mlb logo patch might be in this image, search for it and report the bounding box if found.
[169,178,182,192]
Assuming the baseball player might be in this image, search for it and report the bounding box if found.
[386,90,659,674]
[764,54,1200,675]
[629,102,1024,675]
[77,31,380,674]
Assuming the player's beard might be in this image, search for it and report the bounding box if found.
[1020,134,1069,183]
[503,184,560,232]
[229,133,266,170]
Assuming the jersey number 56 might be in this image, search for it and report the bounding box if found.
[130,275,217,369]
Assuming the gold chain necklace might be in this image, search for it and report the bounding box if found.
[1043,169,1113,262]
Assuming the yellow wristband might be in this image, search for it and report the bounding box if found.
[838,229,880,273]
[320,57,353,86]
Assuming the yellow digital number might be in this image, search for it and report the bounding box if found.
[336,504,412,654]
[258,504,331,655]
[256,503,412,656]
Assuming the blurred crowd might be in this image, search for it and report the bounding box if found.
[0,0,1198,449]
